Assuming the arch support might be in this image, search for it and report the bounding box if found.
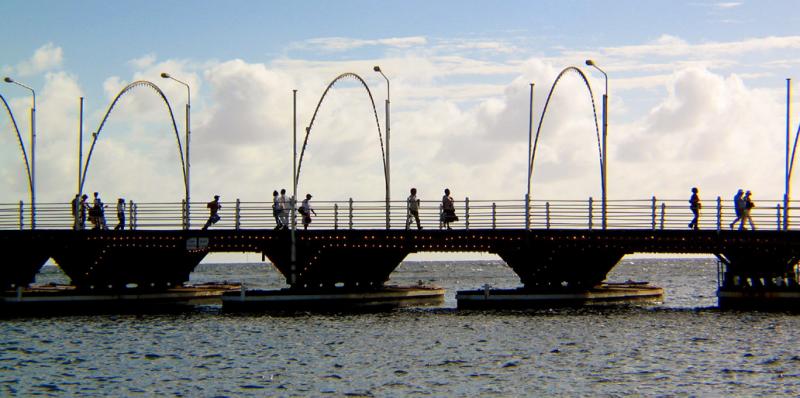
[80,81,187,202]
[296,73,386,191]
[529,66,603,203]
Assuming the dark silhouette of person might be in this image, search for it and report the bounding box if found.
[730,189,744,230]
[406,187,422,230]
[441,188,457,230]
[71,194,80,230]
[300,194,317,230]
[78,194,88,230]
[202,195,221,230]
[688,187,701,230]
[740,190,756,230]
[272,190,283,230]
[115,198,126,230]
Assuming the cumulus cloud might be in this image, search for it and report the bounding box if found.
[15,43,63,76]
[3,32,800,220]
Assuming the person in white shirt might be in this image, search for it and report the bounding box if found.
[406,188,422,230]
[300,194,317,230]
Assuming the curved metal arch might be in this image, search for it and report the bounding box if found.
[530,66,603,194]
[80,80,187,195]
[0,93,33,192]
[296,72,385,187]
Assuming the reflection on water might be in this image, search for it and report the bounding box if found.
[5,258,800,396]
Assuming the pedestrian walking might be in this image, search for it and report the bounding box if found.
[740,190,756,230]
[406,188,422,230]
[202,195,221,230]
[78,194,88,230]
[115,198,126,230]
[279,189,289,228]
[441,188,457,230]
[272,190,283,230]
[688,187,701,230]
[729,189,744,230]
[299,194,317,230]
[90,192,107,230]
[71,194,80,230]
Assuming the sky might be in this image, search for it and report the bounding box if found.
[3,0,800,218]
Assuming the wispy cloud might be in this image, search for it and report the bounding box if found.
[298,36,427,52]
[714,2,743,9]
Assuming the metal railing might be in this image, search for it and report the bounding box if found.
[0,197,794,231]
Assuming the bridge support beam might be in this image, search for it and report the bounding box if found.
[264,233,410,290]
[717,250,800,309]
[51,235,207,291]
[498,246,626,290]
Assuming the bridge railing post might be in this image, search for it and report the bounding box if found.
[777,204,782,231]
[660,202,665,230]
[524,194,530,230]
[588,197,594,230]
[546,201,551,229]
[182,199,188,230]
[348,198,354,230]
[235,199,241,230]
[492,202,496,229]
[465,197,470,230]
[18,201,24,230]
[716,196,722,232]
[132,202,138,230]
[651,196,657,230]
[334,203,339,230]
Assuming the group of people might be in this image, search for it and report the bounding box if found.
[406,188,458,230]
[201,188,459,231]
[267,189,317,231]
[688,187,756,231]
[71,192,126,230]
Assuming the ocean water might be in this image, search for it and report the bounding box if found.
[3,258,800,396]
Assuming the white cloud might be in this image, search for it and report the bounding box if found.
[300,36,427,52]
[15,43,63,76]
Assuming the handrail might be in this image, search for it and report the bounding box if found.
[0,197,794,231]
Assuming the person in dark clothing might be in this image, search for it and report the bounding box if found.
[202,195,221,230]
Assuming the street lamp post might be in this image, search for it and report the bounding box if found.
[4,77,36,229]
[585,60,608,230]
[373,66,391,229]
[160,73,191,229]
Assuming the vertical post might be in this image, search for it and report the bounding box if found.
[526,82,534,230]
[777,204,783,230]
[785,78,792,231]
[334,203,339,230]
[546,201,551,229]
[660,202,665,230]
[716,196,722,232]
[492,202,496,229]
[588,197,594,230]
[385,95,390,230]
[465,197,470,230]
[651,196,656,230]
[291,90,297,285]
[349,198,354,229]
[602,93,607,230]
[78,97,83,195]
[181,199,186,229]
[185,101,191,230]
[235,199,241,229]
[132,202,138,230]
[30,102,35,230]
[19,201,24,230]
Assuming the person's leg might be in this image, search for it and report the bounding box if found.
[414,211,421,229]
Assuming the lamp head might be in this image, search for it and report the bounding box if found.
[373,66,381,72]
[160,72,171,79]
[585,59,595,66]
[3,77,13,83]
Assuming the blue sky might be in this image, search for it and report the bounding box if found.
[3,0,800,215]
